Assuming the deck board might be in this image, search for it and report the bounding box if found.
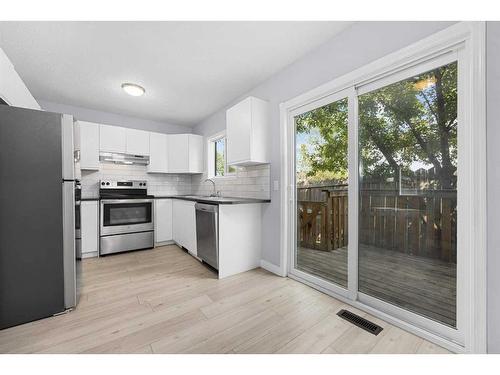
[296,244,456,327]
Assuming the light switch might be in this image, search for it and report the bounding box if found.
[273,180,279,191]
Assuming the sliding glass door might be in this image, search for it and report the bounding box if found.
[288,50,465,343]
[294,96,349,290]
[357,61,458,328]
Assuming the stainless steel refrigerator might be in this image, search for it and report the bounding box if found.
[0,105,77,330]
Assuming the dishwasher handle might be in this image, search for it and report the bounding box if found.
[195,203,219,213]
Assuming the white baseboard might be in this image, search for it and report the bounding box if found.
[154,240,175,247]
[82,251,98,259]
[260,259,285,277]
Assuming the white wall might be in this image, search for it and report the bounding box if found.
[486,21,500,354]
[193,21,455,268]
[38,100,191,134]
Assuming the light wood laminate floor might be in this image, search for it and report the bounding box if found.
[0,245,450,354]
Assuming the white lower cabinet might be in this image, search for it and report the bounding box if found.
[218,204,262,279]
[172,199,197,256]
[170,198,263,278]
[81,200,99,258]
[154,199,173,243]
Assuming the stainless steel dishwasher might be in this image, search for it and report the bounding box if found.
[195,203,219,270]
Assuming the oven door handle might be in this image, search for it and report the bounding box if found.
[100,199,154,204]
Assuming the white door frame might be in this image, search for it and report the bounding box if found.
[279,22,486,353]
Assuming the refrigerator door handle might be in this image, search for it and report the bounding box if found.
[62,181,76,309]
[61,114,75,181]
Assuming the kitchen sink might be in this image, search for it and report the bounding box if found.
[180,195,236,202]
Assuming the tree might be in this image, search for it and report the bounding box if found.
[295,97,348,185]
[296,61,458,191]
[216,150,225,176]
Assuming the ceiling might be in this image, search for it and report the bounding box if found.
[0,22,352,126]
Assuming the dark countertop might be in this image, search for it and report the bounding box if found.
[79,195,271,204]
[154,195,271,205]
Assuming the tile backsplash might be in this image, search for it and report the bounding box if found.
[80,163,271,200]
[80,163,192,198]
[191,164,271,200]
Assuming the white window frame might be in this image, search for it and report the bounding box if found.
[207,131,236,179]
[279,22,486,354]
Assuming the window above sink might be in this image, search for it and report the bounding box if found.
[207,131,236,179]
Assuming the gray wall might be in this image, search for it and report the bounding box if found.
[193,21,455,267]
[38,99,192,134]
[487,21,500,353]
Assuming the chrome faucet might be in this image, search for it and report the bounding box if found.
[204,178,219,197]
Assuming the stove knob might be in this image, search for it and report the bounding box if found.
[101,182,105,186]
[106,182,110,186]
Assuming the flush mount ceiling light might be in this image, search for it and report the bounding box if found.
[121,83,145,97]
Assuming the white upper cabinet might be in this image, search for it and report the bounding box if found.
[148,132,168,173]
[99,124,126,153]
[99,125,149,156]
[226,96,269,166]
[75,121,100,170]
[126,128,150,156]
[168,134,203,174]
[78,123,201,174]
[168,134,189,173]
[188,135,204,173]
[0,47,40,110]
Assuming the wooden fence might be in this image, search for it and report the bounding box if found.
[297,184,348,252]
[297,184,457,263]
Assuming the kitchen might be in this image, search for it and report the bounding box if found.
[76,112,270,276]
[0,24,280,350]
[0,18,499,360]
[0,82,272,327]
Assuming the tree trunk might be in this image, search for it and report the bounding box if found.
[434,68,456,190]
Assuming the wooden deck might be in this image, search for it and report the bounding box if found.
[296,244,456,327]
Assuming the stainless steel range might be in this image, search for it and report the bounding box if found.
[99,180,154,256]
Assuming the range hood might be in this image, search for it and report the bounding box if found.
[99,152,150,166]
